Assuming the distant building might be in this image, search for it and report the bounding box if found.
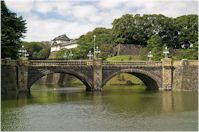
[50,34,78,52]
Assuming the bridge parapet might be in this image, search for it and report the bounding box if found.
[2,59,17,66]
[173,60,198,67]
[102,61,162,67]
[184,60,198,66]
[29,60,93,66]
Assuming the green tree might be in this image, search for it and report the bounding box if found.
[75,27,113,59]
[147,35,164,60]
[22,42,50,59]
[55,49,68,59]
[112,14,141,44]
[174,15,198,49]
[178,41,198,60]
[112,14,174,46]
[1,1,27,59]
[99,44,114,60]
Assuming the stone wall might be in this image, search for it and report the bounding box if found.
[1,65,18,95]
[113,44,144,55]
[173,60,198,91]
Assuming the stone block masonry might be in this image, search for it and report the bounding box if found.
[1,58,198,96]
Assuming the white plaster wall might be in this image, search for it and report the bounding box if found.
[51,45,61,52]
[51,44,78,52]
[64,44,78,49]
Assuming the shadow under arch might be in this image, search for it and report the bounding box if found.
[102,69,162,90]
[28,70,92,91]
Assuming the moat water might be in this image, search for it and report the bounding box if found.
[1,85,198,131]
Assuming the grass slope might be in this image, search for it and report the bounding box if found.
[106,55,141,61]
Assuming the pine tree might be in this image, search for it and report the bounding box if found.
[1,1,27,59]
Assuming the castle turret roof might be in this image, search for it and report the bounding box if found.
[52,34,71,41]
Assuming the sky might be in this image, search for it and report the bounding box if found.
[5,0,198,42]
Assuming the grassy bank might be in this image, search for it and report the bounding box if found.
[106,55,141,61]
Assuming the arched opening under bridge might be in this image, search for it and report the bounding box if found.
[102,69,162,91]
[28,71,92,91]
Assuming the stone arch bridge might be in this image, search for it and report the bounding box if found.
[2,58,198,92]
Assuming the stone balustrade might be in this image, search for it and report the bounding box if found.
[29,60,93,66]
[173,60,198,67]
[1,59,17,66]
[102,61,162,67]
[2,59,197,68]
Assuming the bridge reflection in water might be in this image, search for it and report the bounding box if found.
[1,84,198,131]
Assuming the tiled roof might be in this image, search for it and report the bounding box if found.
[52,34,71,41]
[51,40,77,47]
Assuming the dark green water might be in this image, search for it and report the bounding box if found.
[1,85,198,131]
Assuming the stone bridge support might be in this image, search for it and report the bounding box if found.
[17,59,29,92]
[93,59,102,91]
[162,58,173,90]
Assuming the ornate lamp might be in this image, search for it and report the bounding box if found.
[18,45,29,58]
[68,51,73,59]
[63,52,68,59]
[93,35,96,58]
[163,46,169,58]
[87,50,93,60]
[147,51,153,61]
[95,46,101,57]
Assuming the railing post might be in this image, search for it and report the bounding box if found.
[161,58,173,91]
[93,58,102,91]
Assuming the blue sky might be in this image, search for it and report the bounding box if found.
[5,0,198,42]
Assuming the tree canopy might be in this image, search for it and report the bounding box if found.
[73,27,113,59]
[1,1,27,59]
[112,14,198,48]
[22,42,50,59]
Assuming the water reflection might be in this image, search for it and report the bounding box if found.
[1,85,198,131]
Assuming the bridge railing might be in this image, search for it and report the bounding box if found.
[187,60,199,66]
[29,60,162,67]
[102,61,162,67]
[29,60,93,66]
[2,59,17,66]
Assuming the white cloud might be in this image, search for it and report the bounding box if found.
[5,0,34,13]
[125,0,198,17]
[72,5,98,19]
[23,14,97,41]
[34,1,54,13]
[4,0,198,42]
[98,0,128,9]
[34,0,73,15]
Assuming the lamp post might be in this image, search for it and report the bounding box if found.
[87,50,93,60]
[163,46,169,58]
[93,35,96,59]
[181,42,193,49]
[189,43,193,48]
[18,45,29,59]
[95,46,101,57]
[68,51,73,60]
[147,51,153,61]
[181,44,185,49]
[63,52,68,60]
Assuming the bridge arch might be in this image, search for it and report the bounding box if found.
[28,69,92,91]
[102,69,162,90]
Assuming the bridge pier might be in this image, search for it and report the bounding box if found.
[17,59,29,93]
[92,59,102,91]
[162,58,173,90]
